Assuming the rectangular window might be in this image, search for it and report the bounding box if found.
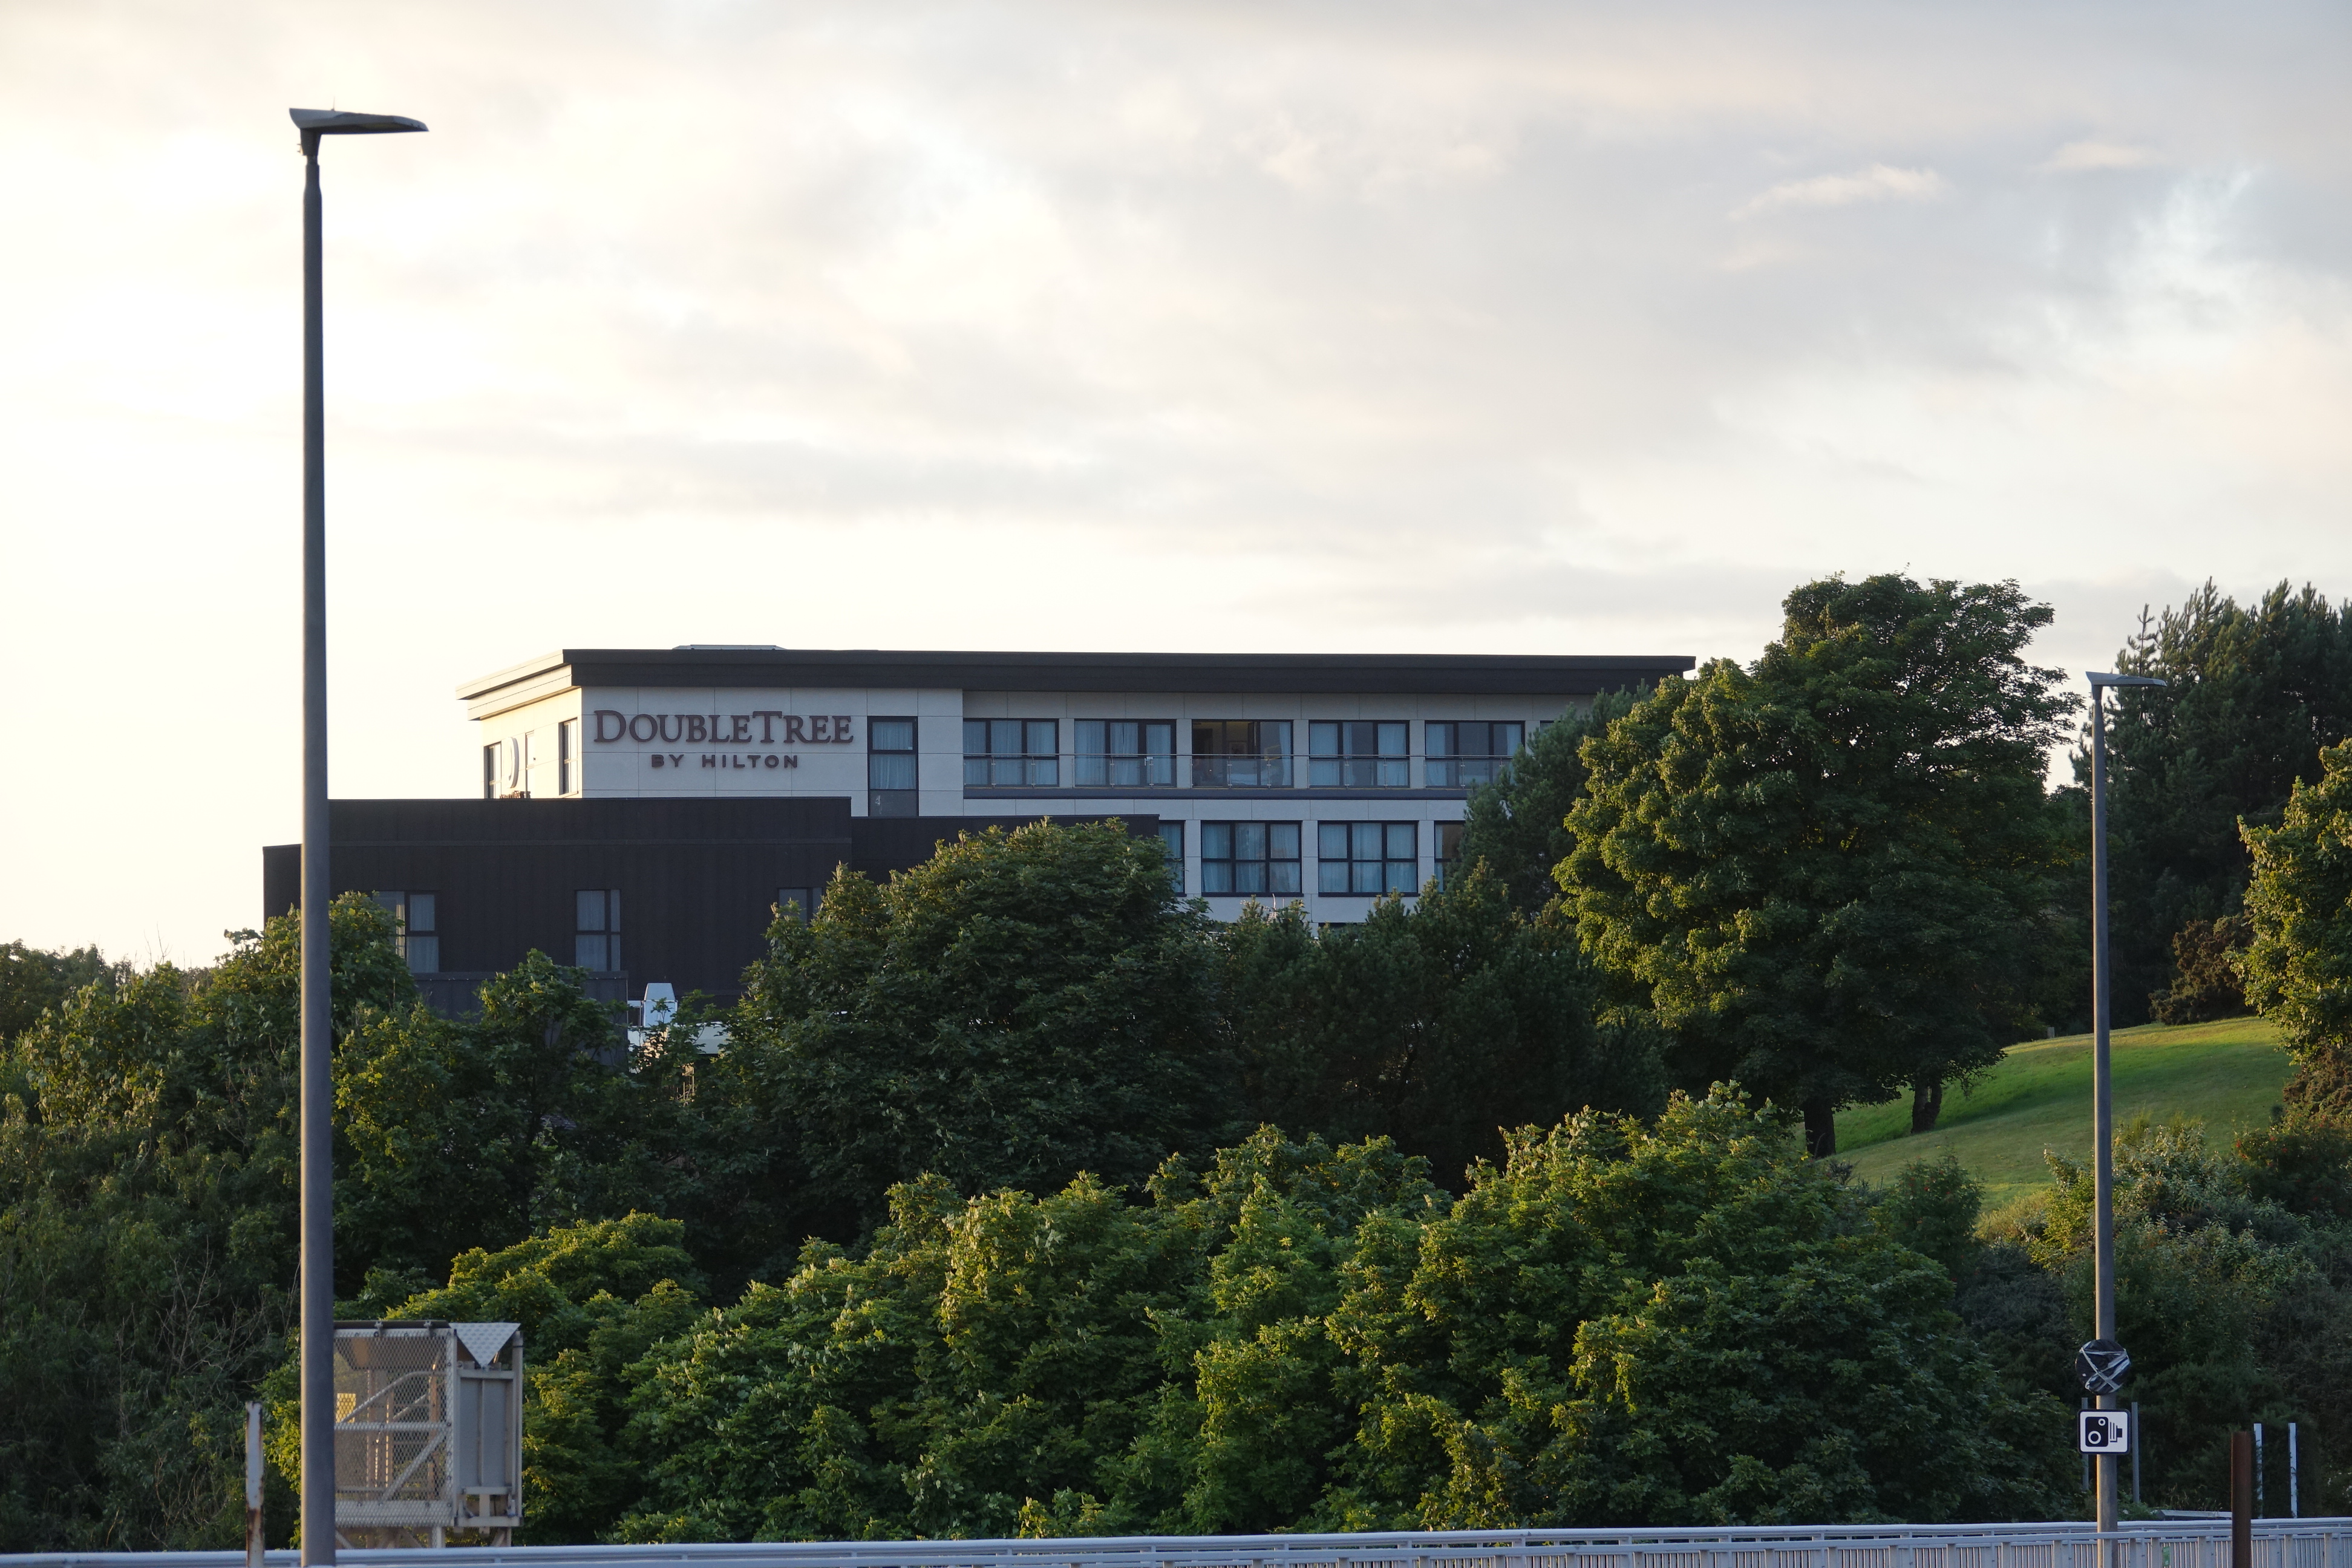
[575,887,621,972]
[370,891,440,973]
[1318,822,1419,895]
[1426,721,1526,788]
[1074,720,1176,788]
[869,717,918,817]
[962,718,1059,787]
[558,718,579,795]
[482,743,498,800]
[1157,821,1186,895]
[774,886,820,923]
[1308,720,1409,787]
[1435,822,1466,890]
[1191,720,1293,789]
[1200,821,1301,897]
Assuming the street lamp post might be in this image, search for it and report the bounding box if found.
[289,106,425,1568]
[2086,668,2164,1542]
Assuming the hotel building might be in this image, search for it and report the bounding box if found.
[266,646,1690,1009]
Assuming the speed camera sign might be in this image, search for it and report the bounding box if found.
[2079,1411,2132,1453]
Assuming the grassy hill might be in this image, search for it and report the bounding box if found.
[1836,1016,2293,1207]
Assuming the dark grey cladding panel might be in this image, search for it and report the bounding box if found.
[321,795,857,846]
[524,648,1696,697]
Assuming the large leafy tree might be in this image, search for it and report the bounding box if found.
[730,820,1235,1236]
[1564,574,2076,1153]
[2093,581,2352,1023]
[2240,739,2352,1111]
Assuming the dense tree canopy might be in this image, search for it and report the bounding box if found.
[2241,739,2352,1111]
[1219,862,1664,1185]
[728,821,1236,1235]
[1563,575,2077,1152]
[609,1091,2066,1538]
[2093,581,2352,1023]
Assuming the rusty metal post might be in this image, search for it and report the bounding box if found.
[246,1401,265,1568]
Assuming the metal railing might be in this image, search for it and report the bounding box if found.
[9,1518,2349,1568]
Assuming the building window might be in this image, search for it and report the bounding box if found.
[575,888,621,972]
[963,719,1059,787]
[869,717,918,817]
[370,892,439,973]
[1426,722,1526,788]
[1157,821,1186,895]
[1308,721,1408,787]
[483,736,528,799]
[1435,822,1466,890]
[1319,822,1418,895]
[1074,720,1175,788]
[774,887,820,923]
[1200,821,1301,897]
[1192,721,1293,789]
[558,718,579,795]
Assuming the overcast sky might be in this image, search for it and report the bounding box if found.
[5,0,2349,963]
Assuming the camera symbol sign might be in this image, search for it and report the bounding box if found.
[2079,1410,2132,1454]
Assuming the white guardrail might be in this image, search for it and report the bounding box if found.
[7,1520,2350,1568]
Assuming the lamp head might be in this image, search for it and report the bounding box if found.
[290,108,427,154]
[2087,671,2168,689]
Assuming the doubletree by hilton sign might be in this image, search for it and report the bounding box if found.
[590,710,859,772]
[591,711,858,745]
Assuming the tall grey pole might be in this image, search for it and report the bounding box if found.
[289,103,425,1565]
[2089,681,2117,1536]
[2086,668,2161,1544]
[298,125,335,1568]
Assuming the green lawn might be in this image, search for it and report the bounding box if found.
[1836,1016,2293,1207]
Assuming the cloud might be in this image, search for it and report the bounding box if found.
[1732,163,1952,220]
[2039,139,2158,173]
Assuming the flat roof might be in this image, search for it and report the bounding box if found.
[459,647,1695,717]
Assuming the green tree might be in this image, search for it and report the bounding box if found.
[1222,864,1663,1184]
[730,820,1233,1236]
[2091,582,2352,1024]
[2240,739,2352,1110]
[1454,691,1636,917]
[1319,1088,2066,1526]
[0,897,412,1551]
[0,940,132,1044]
[1564,575,2076,1152]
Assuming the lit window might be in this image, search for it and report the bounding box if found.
[963,719,1059,786]
[370,891,440,973]
[558,718,579,795]
[1074,720,1175,788]
[1200,821,1301,897]
[1318,822,1418,895]
[1157,821,1186,895]
[869,718,918,817]
[575,888,621,972]
[1191,721,1293,788]
[1426,722,1526,788]
[1308,721,1408,787]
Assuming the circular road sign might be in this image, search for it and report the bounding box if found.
[2076,1338,2132,1395]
